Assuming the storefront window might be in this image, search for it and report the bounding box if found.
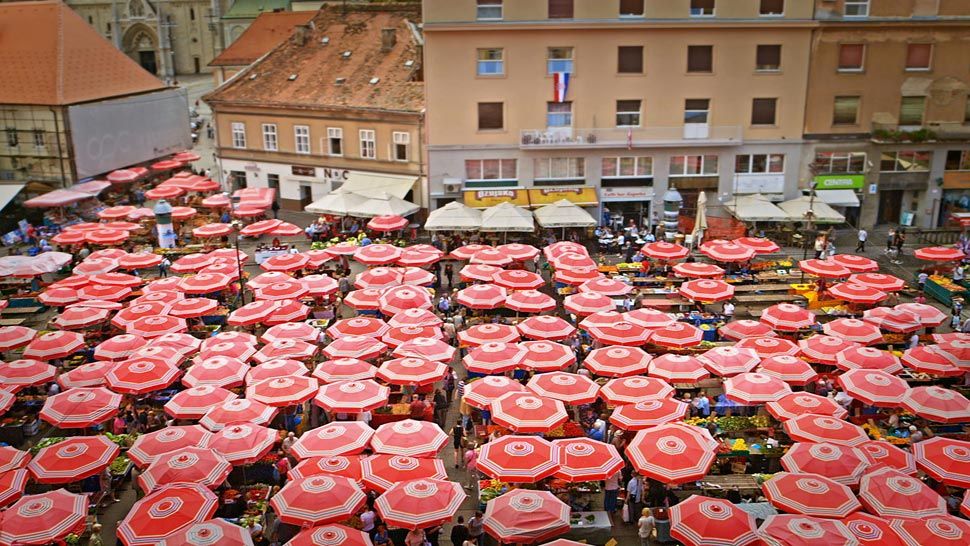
[879,150,931,172]
[535,157,584,180]
[735,154,784,174]
[945,150,970,171]
[813,151,865,174]
[602,156,652,178]
[465,159,517,181]
[670,155,718,176]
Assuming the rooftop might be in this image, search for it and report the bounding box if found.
[210,11,315,67]
[205,4,423,114]
[0,0,167,106]
[223,0,291,20]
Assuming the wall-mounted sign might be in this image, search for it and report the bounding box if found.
[814,174,865,190]
[291,166,316,177]
[463,189,529,208]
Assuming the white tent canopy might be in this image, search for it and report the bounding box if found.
[533,199,597,228]
[346,192,420,218]
[778,195,846,224]
[304,190,369,216]
[481,202,535,232]
[724,194,789,222]
[425,201,482,231]
[340,172,418,199]
[815,190,860,208]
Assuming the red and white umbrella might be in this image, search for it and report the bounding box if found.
[625,423,717,484]
[254,339,318,363]
[166,297,218,319]
[362,455,447,493]
[247,359,309,384]
[761,304,816,331]
[383,326,443,348]
[287,525,372,546]
[261,322,319,343]
[290,422,374,459]
[586,321,651,346]
[798,335,859,366]
[830,254,879,273]
[551,252,596,270]
[483,489,570,544]
[463,376,528,410]
[599,376,673,405]
[458,324,520,346]
[200,397,279,431]
[289,455,362,481]
[209,423,278,465]
[837,369,909,407]
[396,249,441,268]
[840,511,908,546]
[84,228,131,246]
[723,372,791,405]
[27,435,119,484]
[798,259,851,278]
[679,279,735,302]
[246,376,319,407]
[457,284,507,309]
[135,284,184,301]
[673,262,725,279]
[138,448,231,494]
[780,443,871,487]
[828,283,888,305]
[23,331,85,360]
[171,253,216,274]
[902,386,970,423]
[0,468,26,508]
[472,248,513,267]
[767,392,848,422]
[823,318,884,345]
[128,426,214,468]
[247,272,292,290]
[933,339,970,368]
[314,380,389,413]
[354,244,403,265]
[584,346,652,378]
[312,358,378,383]
[544,241,588,260]
[460,263,502,282]
[40,387,122,428]
[492,269,544,290]
[354,267,402,290]
[57,360,117,389]
[378,286,433,315]
[90,272,141,287]
[0,489,88,546]
[516,316,575,341]
[253,280,308,301]
[73,257,119,275]
[51,230,86,245]
[914,246,965,261]
[118,484,218,546]
[913,437,970,488]
[192,223,234,238]
[736,336,800,358]
[320,242,359,257]
[578,277,632,296]
[0,447,30,473]
[901,346,964,377]
[342,289,383,311]
[491,392,568,433]
[756,356,819,386]
[850,273,906,292]
[164,385,237,420]
[376,357,447,386]
[178,273,232,295]
[896,302,947,327]
[763,471,861,518]
[648,354,709,383]
[553,266,603,286]
[478,435,560,483]
[526,372,599,405]
[697,346,761,376]
[270,475,366,526]
[505,289,557,313]
[159,519,254,546]
[265,299,311,326]
[670,495,760,546]
[782,414,868,446]
[563,292,614,316]
[835,346,903,374]
[863,307,922,333]
[38,287,81,306]
[197,341,257,362]
[301,274,338,297]
[609,398,689,431]
[367,214,408,232]
[552,438,622,482]
[77,282,132,301]
[642,241,689,261]
[0,359,55,387]
[126,315,188,338]
[376,479,466,530]
[111,302,170,329]
[622,308,677,329]
[498,243,539,261]
[387,308,442,329]
[859,466,946,519]
[370,419,447,458]
[238,219,282,236]
[321,335,386,360]
[735,237,780,255]
[759,515,855,546]
[649,322,704,348]
[118,253,163,270]
[700,242,755,263]
[106,357,181,395]
[890,516,970,546]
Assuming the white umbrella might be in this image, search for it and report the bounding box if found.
[691,191,708,245]
[347,192,419,218]
[425,201,482,231]
[533,199,597,229]
[304,190,368,216]
[778,195,846,224]
[724,194,789,222]
[481,202,535,233]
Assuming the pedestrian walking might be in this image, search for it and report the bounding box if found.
[452,421,465,468]
[158,256,171,277]
[443,369,456,405]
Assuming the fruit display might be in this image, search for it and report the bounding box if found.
[105,432,138,449]
[930,275,963,293]
[109,455,131,475]
[30,436,66,454]
[479,479,512,503]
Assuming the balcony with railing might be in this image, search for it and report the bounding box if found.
[871,120,970,143]
[519,125,743,149]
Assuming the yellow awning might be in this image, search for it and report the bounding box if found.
[527,186,598,207]
[463,189,529,209]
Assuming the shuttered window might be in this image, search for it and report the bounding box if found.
[751,98,777,126]
[478,102,504,130]
[756,45,781,71]
[832,96,860,126]
[838,44,865,71]
[899,96,926,126]
[548,0,573,19]
[905,43,932,71]
[620,0,644,16]
[618,46,644,74]
[687,46,713,73]
[759,0,784,15]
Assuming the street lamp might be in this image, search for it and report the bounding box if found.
[230,219,246,308]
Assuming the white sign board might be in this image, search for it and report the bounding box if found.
[734,174,785,195]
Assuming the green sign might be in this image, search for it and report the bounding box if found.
[814,174,865,190]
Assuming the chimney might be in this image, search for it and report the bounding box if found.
[293,25,308,46]
[381,28,396,52]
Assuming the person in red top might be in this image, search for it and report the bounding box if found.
[274,451,290,484]
[409,394,426,420]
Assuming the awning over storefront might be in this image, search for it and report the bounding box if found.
[346,192,420,218]
[480,202,535,232]
[528,186,598,207]
[24,189,94,208]
[0,184,25,213]
[533,199,597,228]
[462,189,529,209]
[815,189,860,208]
[340,172,418,200]
[425,201,482,231]
[778,195,845,224]
[305,190,369,216]
[724,194,789,222]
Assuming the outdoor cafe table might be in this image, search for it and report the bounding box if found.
[561,510,612,545]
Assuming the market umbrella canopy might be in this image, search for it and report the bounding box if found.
[387,308,442,329]
[0,447,29,473]
[835,346,903,374]
[456,283,508,309]
[492,269,545,290]
[125,315,188,338]
[891,516,970,546]
[290,422,374,459]
[490,392,568,433]
[321,335,387,360]
[463,342,525,375]
[551,252,596,270]
[828,283,888,305]
[471,248,514,267]
[56,360,116,389]
[247,359,310,384]
[526,372,599,405]
[0,489,87,546]
[117,483,218,546]
[798,335,860,365]
[763,471,861,518]
[822,318,883,345]
[519,341,576,372]
[895,302,947,327]
[723,372,792,405]
[378,286,433,315]
[261,322,320,344]
[902,386,970,423]
[642,241,690,261]
[128,425,214,468]
[798,259,851,279]
[27,435,119,484]
[625,423,718,484]
[624,308,677,329]
[780,443,871,487]
[0,469,27,508]
[478,435,560,482]
[118,252,163,270]
[253,280,309,301]
[38,287,81,306]
[0,359,55,388]
[679,279,735,302]
[480,202,536,233]
[376,357,447,386]
[171,253,216,274]
[164,385,238,420]
[483,489,570,544]
[314,379,390,413]
[159,519,254,546]
[376,479,466,530]
[913,437,970,488]
[505,289,557,313]
[286,524,372,546]
[932,339,970,368]
[200,398,278,431]
[40,387,122,429]
[513,317,573,342]
[185,356,250,388]
[669,495,761,546]
[106,357,182,394]
[137,448,231,494]
[463,376,528,410]
[599,376,674,405]
[289,456,362,481]
[312,358,378,383]
[254,339,318,363]
[673,261,725,279]
[836,369,909,406]
[551,438,623,482]
[353,244,403,265]
[370,419,448,458]
[609,398,690,431]
[782,415,868,446]
[361,455,447,493]
[914,246,965,261]
[758,515,856,546]
[649,322,705,349]
[544,241,589,260]
[859,440,917,475]
[839,512,907,546]
[563,292,615,316]
[23,331,85,360]
[859,466,946,519]
[700,242,755,263]
[554,266,603,286]
[367,214,408,231]
[697,346,761,376]
[647,354,709,383]
[849,273,906,292]
[862,307,922,333]
[735,336,800,358]
[270,475,366,526]
[901,346,963,376]
[209,423,278,465]
[51,305,111,329]
[585,321,651,346]
[760,304,816,331]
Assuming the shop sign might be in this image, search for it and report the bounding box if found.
[813,174,865,190]
[734,174,785,195]
[291,166,315,177]
[463,189,529,208]
[943,172,970,189]
[600,187,653,201]
[528,186,598,206]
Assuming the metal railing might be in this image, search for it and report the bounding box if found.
[519,125,743,148]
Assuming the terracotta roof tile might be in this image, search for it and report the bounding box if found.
[204,5,423,113]
[210,11,315,67]
[0,0,167,106]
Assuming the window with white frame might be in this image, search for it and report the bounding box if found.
[33,130,44,149]
[547,47,573,74]
[231,122,246,149]
[327,128,343,156]
[465,159,517,181]
[684,99,710,124]
[262,123,278,151]
[813,151,866,174]
[294,125,310,154]
[844,0,869,17]
[735,154,785,174]
[616,100,642,127]
[393,132,410,161]
[359,130,376,159]
[477,49,504,76]
[546,102,572,127]
[476,0,502,20]
[880,150,931,172]
[669,155,718,176]
[534,157,585,180]
[602,156,652,178]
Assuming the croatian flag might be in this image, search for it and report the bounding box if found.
[553,72,570,103]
